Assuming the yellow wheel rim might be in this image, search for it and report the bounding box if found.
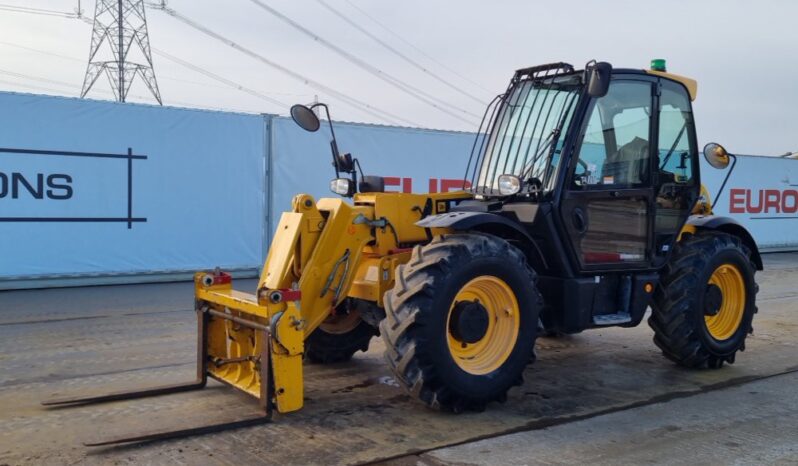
[446,276,520,375]
[704,263,746,341]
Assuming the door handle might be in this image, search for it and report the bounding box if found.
[572,208,587,234]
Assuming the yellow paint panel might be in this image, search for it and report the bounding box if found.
[260,212,303,290]
[196,288,268,318]
[300,198,374,334]
[271,352,304,412]
[349,251,412,306]
[355,191,472,254]
[349,257,382,302]
[206,321,265,399]
[678,223,697,242]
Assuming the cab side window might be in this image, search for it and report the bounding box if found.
[657,82,694,184]
[574,80,653,188]
[653,80,698,263]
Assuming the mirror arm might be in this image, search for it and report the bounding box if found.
[711,153,737,210]
[310,103,343,173]
[351,168,358,197]
[314,103,338,146]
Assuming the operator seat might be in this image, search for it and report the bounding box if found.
[603,136,649,185]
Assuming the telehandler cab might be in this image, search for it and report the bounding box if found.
[45,60,761,445]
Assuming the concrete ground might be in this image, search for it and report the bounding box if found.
[412,372,798,466]
[0,253,796,465]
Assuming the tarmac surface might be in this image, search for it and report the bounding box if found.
[0,253,796,465]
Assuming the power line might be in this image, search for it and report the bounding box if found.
[0,78,75,95]
[152,48,289,111]
[0,70,265,114]
[343,0,492,94]
[0,2,420,125]
[0,39,260,96]
[0,68,80,89]
[314,0,486,106]
[0,34,300,114]
[0,3,76,18]
[152,4,419,126]
[0,40,84,63]
[248,0,480,125]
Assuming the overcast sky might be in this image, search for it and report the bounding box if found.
[0,0,795,155]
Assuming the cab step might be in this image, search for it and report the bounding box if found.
[592,312,632,326]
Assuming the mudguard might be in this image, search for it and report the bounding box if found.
[418,211,533,240]
[417,211,548,270]
[685,215,763,270]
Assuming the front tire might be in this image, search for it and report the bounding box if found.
[649,231,758,368]
[380,233,542,412]
[305,300,378,364]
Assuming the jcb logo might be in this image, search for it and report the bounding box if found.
[384,177,471,193]
[729,188,798,214]
[0,172,73,200]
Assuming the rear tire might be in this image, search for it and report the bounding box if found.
[649,231,758,368]
[380,233,542,412]
[305,300,378,364]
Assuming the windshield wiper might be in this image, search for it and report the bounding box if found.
[521,128,558,181]
[660,121,687,169]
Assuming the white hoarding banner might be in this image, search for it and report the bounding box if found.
[269,117,475,235]
[0,92,267,283]
[701,155,798,251]
[3,90,796,288]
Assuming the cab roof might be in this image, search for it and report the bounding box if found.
[612,68,698,101]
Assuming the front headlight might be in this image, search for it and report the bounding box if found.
[497,174,521,196]
[330,178,354,196]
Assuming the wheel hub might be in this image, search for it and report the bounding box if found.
[704,283,723,316]
[449,300,490,344]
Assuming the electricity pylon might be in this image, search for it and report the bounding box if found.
[80,0,162,104]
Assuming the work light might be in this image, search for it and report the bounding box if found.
[497,174,521,196]
[330,178,354,197]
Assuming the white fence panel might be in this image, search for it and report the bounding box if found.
[702,155,798,251]
[270,117,475,235]
[0,92,268,286]
[3,90,795,290]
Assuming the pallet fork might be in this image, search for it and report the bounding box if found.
[42,304,274,446]
[41,194,388,446]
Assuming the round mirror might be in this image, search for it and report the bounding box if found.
[703,142,730,169]
[290,104,320,132]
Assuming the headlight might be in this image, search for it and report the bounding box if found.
[497,174,521,196]
[330,178,353,196]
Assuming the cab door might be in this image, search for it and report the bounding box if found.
[559,78,657,271]
[651,79,701,268]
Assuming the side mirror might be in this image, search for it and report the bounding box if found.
[703,142,730,169]
[587,62,612,98]
[290,104,320,132]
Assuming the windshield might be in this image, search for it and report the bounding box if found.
[470,74,582,195]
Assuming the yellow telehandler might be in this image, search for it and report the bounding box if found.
[45,60,761,445]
